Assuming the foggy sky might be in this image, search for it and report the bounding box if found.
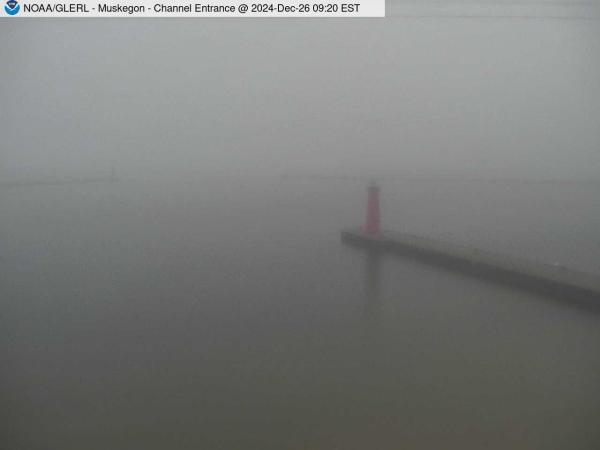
[2,3,600,181]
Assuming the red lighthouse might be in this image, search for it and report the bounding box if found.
[363,181,380,235]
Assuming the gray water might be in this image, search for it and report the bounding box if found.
[2,177,600,449]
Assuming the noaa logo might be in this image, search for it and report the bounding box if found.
[5,0,20,15]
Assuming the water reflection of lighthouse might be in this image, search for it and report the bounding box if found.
[363,248,383,323]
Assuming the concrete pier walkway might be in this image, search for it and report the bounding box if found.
[342,228,600,303]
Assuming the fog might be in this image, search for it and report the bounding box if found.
[2,5,600,181]
[2,3,600,449]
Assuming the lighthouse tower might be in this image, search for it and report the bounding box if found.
[363,181,380,235]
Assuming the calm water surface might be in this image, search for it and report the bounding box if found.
[2,177,600,449]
